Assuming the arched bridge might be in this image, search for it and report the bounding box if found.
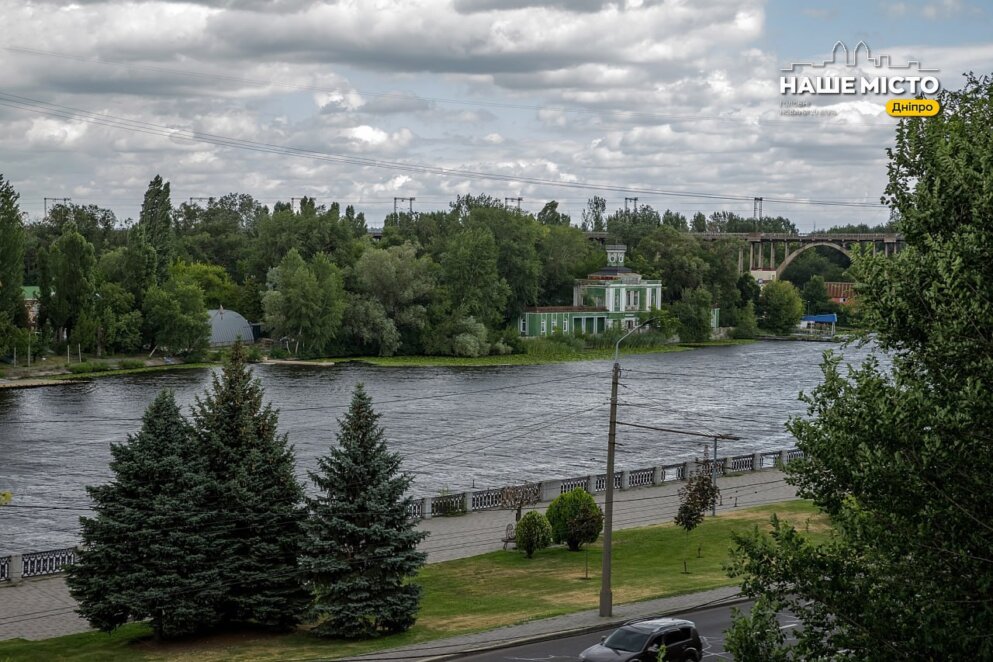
[590,231,905,277]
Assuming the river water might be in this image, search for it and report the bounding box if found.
[0,341,883,553]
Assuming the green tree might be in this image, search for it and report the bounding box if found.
[726,74,993,659]
[263,249,345,355]
[801,275,830,314]
[690,212,707,232]
[192,342,308,629]
[440,227,509,329]
[67,391,223,639]
[143,278,209,355]
[0,175,25,329]
[581,195,607,232]
[674,470,720,532]
[170,261,239,309]
[49,222,96,342]
[300,384,426,638]
[731,300,759,339]
[138,175,174,279]
[545,488,604,551]
[354,243,436,350]
[672,287,713,342]
[537,224,600,305]
[92,282,143,355]
[515,511,552,559]
[536,200,571,226]
[758,280,802,335]
[724,597,789,662]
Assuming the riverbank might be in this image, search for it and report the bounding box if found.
[0,339,755,383]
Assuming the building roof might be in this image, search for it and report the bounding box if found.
[802,313,838,323]
[525,306,606,313]
[825,281,855,298]
[22,286,40,300]
[207,308,255,346]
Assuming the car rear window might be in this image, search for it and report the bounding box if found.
[604,626,650,652]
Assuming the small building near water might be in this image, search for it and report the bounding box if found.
[798,313,837,337]
[518,245,666,337]
[207,308,255,347]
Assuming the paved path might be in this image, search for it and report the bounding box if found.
[0,470,793,642]
[420,469,795,562]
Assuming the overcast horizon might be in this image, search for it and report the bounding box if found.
[2,0,991,230]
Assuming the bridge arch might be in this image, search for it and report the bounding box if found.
[775,241,852,279]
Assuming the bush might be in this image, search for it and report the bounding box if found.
[245,345,264,363]
[515,511,552,558]
[546,487,604,551]
[490,341,513,355]
[269,346,289,359]
[731,301,759,340]
[118,359,146,370]
[68,362,111,374]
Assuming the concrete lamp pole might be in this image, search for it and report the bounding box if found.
[600,318,654,618]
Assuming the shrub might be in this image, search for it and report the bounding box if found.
[68,362,111,374]
[515,511,552,558]
[118,359,146,370]
[490,341,513,355]
[269,346,289,360]
[245,345,264,363]
[546,487,604,551]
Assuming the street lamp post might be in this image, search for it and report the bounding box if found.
[600,318,654,618]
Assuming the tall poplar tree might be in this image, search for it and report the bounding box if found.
[0,175,25,328]
[191,342,307,629]
[67,391,223,639]
[139,175,174,279]
[300,384,427,638]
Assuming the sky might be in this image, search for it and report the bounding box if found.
[1,0,991,231]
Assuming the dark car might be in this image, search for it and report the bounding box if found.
[578,617,703,662]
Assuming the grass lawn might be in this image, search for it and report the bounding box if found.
[0,500,827,662]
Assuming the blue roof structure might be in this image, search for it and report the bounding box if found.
[802,313,838,323]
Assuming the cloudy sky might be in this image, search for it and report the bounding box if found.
[2,0,991,230]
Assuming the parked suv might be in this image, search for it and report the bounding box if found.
[578,617,703,662]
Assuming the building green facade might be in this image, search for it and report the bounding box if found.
[518,245,665,337]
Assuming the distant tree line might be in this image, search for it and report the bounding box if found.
[0,179,872,360]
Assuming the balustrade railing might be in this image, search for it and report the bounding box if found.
[560,477,588,494]
[3,447,802,574]
[431,492,465,516]
[471,488,503,511]
[629,468,655,488]
[21,547,76,578]
[730,455,754,472]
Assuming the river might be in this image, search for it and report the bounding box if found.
[0,340,883,553]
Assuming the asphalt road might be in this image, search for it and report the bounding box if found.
[457,601,801,661]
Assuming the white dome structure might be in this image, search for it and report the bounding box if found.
[207,308,255,347]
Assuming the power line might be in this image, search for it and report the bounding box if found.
[0,92,885,210]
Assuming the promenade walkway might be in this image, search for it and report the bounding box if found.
[0,470,794,642]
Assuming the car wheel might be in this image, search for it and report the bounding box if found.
[682,653,700,662]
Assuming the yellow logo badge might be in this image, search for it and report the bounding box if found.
[886,99,941,117]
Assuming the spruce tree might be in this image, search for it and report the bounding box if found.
[301,384,427,639]
[191,341,307,629]
[67,391,223,639]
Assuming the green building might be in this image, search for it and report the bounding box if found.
[518,245,665,337]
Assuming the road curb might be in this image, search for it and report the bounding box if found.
[415,593,751,662]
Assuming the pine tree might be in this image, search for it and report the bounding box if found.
[191,341,307,629]
[67,391,224,639]
[301,384,427,639]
